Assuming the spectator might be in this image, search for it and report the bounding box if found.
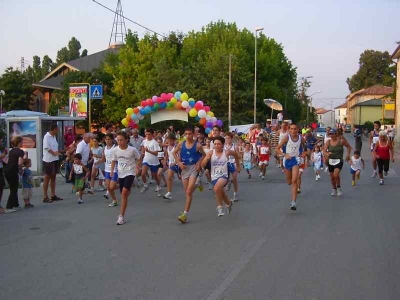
[0,136,7,213]
[277,112,283,124]
[130,128,144,153]
[64,128,75,147]
[354,127,363,151]
[42,124,63,203]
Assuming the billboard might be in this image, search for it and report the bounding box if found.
[69,85,88,118]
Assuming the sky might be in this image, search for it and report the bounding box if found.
[0,0,399,110]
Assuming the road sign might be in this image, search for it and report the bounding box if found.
[90,85,103,99]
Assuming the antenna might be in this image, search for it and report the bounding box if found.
[109,0,127,47]
[19,57,28,72]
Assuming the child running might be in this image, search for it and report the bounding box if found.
[173,127,206,224]
[163,133,180,200]
[69,153,89,204]
[111,131,141,225]
[311,145,322,181]
[203,137,213,189]
[201,136,241,216]
[258,137,270,180]
[350,150,365,186]
[243,142,253,179]
[276,123,303,210]
[97,133,119,207]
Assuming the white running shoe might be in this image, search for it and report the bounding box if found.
[116,215,125,225]
[315,175,319,181]
[336,187,343,196]
[379,179,384,185]
[163,192,172,200]
[259,172,263,177]
[331,189,337,196]
[157,188,162,197]
[103,193,109,200]
[232,192,238,202]
[261,175,266,180]
[78,199,83,204]
[317,174,321,179]
[372,170,377,178]
[155,185,161,192]
[140,185,149,194]
[217,206,225,217]
[5,208,18,213]
[324,167,329,172]
[290,201,297,210]
[108,201,118,207]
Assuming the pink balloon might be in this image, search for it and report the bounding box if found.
[157,97,163,104]
[203,106,210,112]
[167,93,174,100]
[194,102,203,110]
[147,99,154,106]
[141,100,147,107]
[161,93,167,100]
[197,101,204,106]
[152,96,158,102]
[186,107,191,113]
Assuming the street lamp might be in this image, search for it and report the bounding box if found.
[306,90,321,124]
[254,26,264,124]
[0,90,5,112]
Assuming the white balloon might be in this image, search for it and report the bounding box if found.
[181,101,189,108]
[211,117,217,124]
[138,114,144,120]
[197,109,206,118]
[205,115,212,121]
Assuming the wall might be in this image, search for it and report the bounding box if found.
[352,106,382,125]
[335,108,347,124]
[396,61,400,142]
[318,112,334,127]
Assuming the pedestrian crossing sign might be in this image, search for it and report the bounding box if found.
[90,85,103,99]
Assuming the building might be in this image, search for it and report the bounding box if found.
[32,46,119,113]
[334,102,347,125]
[315,108,334,128]
[351,99,390,126]
[392,44,400,141]
[346,85,394,126]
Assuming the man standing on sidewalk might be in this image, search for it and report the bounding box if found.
[42,124,63,203]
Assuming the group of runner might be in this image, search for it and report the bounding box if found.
[69,119,395,225]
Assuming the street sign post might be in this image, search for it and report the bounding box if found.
[90,85,103,99]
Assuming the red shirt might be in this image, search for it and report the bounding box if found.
[64,132,75,147]
[376,142,390,159]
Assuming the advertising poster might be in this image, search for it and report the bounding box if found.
[69,85,88,118]
[9,120,38,171]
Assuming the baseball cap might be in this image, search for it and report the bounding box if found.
[329,128,337,134]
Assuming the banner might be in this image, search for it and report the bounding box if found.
[69,85,88,118]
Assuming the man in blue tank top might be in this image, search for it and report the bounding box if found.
[173,127,206,223]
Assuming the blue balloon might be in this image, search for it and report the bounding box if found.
[205,127,211,134]
[195,116,200,121]
[189,100,195,107]
[160,102,167,109]
[174,91,182,100]
[145,106,152,114]
[131,113,138,120]
[151,105,158,111]
[139,109,145,115]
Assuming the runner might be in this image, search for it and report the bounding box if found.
[276,121,289,171]
[258,137,271,180]
[203,137,213,189]
[323,128,352,196]
[68,153,89,204]
[111,131,141,225]
[373,131,394,185]
[163,133,180,200]
[224,132,239,201]
[350,150,365,186]
[156,137,168,188]
[140,128,162,196]
[173,127,206,223]
[369,121,381,178]
[276,123,303,210]
[201,136,241,217]
[242,142,253,179]
[311,144,322,181]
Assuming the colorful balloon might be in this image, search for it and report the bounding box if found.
[126,107,133,115]
[203,106,210,112]
[152,96,158,102]
[197,109,206,119]
[205,127,211,134]
[181,101,189,108]
[121,118,128,127]
[216,120,223,127]
[189,108,198,117]
[170,97,177,104]
[174,91,182,99]
[175,102,182,109]
[188,100,195,107]
[199,118,206,125]
[207,111,214,117]
[131,113,137,120]
[206,121,213,128]
[181,92,189,101]
[133,107,139,114]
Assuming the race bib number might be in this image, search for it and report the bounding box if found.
[158,151,164,158]
[119,162,128,169]
[329,159,341,166]
[260,147,269,155]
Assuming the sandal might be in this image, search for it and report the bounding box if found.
[43,197,53,203]
[50,195,63,201]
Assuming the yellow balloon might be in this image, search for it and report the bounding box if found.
[189,108,198,117]
[170,97,177,104]
[181,93,189,101]
[126,107,133,115]
[121,118,128,127]
[207,111,214,117]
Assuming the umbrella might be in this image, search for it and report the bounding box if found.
[263,99,283,123]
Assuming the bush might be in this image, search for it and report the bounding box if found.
[363,121,374,132]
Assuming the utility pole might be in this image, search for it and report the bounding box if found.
[228,54,232,126]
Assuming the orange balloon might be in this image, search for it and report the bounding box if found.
[199,118,206,125]
[175,102,182,109]
[126,114,131,121]
[133,107,139,114]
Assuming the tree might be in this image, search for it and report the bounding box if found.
[81,49,88,57]
[0,67,33,111]
[32,55,42,82]
[346,50,395,92]
[42,55,54,74]
[55,37,83,65]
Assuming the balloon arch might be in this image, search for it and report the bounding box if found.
[121,91,223,134]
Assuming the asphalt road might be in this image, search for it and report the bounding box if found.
[1,134,399,300]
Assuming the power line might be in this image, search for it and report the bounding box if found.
[92,0,168,39]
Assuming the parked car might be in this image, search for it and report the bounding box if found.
[345,124,351,133]
[316,127,327,139]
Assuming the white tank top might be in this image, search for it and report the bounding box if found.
[167,145,176,166]
[104,145,117,173]
[324,133,331,144]
[224,143,236,163]
[279,130,288,144]
[211,150,229,181]
[243,149,252,162]
[371,131,380,150]
[351,156,362,171]
[286,135,301,157]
